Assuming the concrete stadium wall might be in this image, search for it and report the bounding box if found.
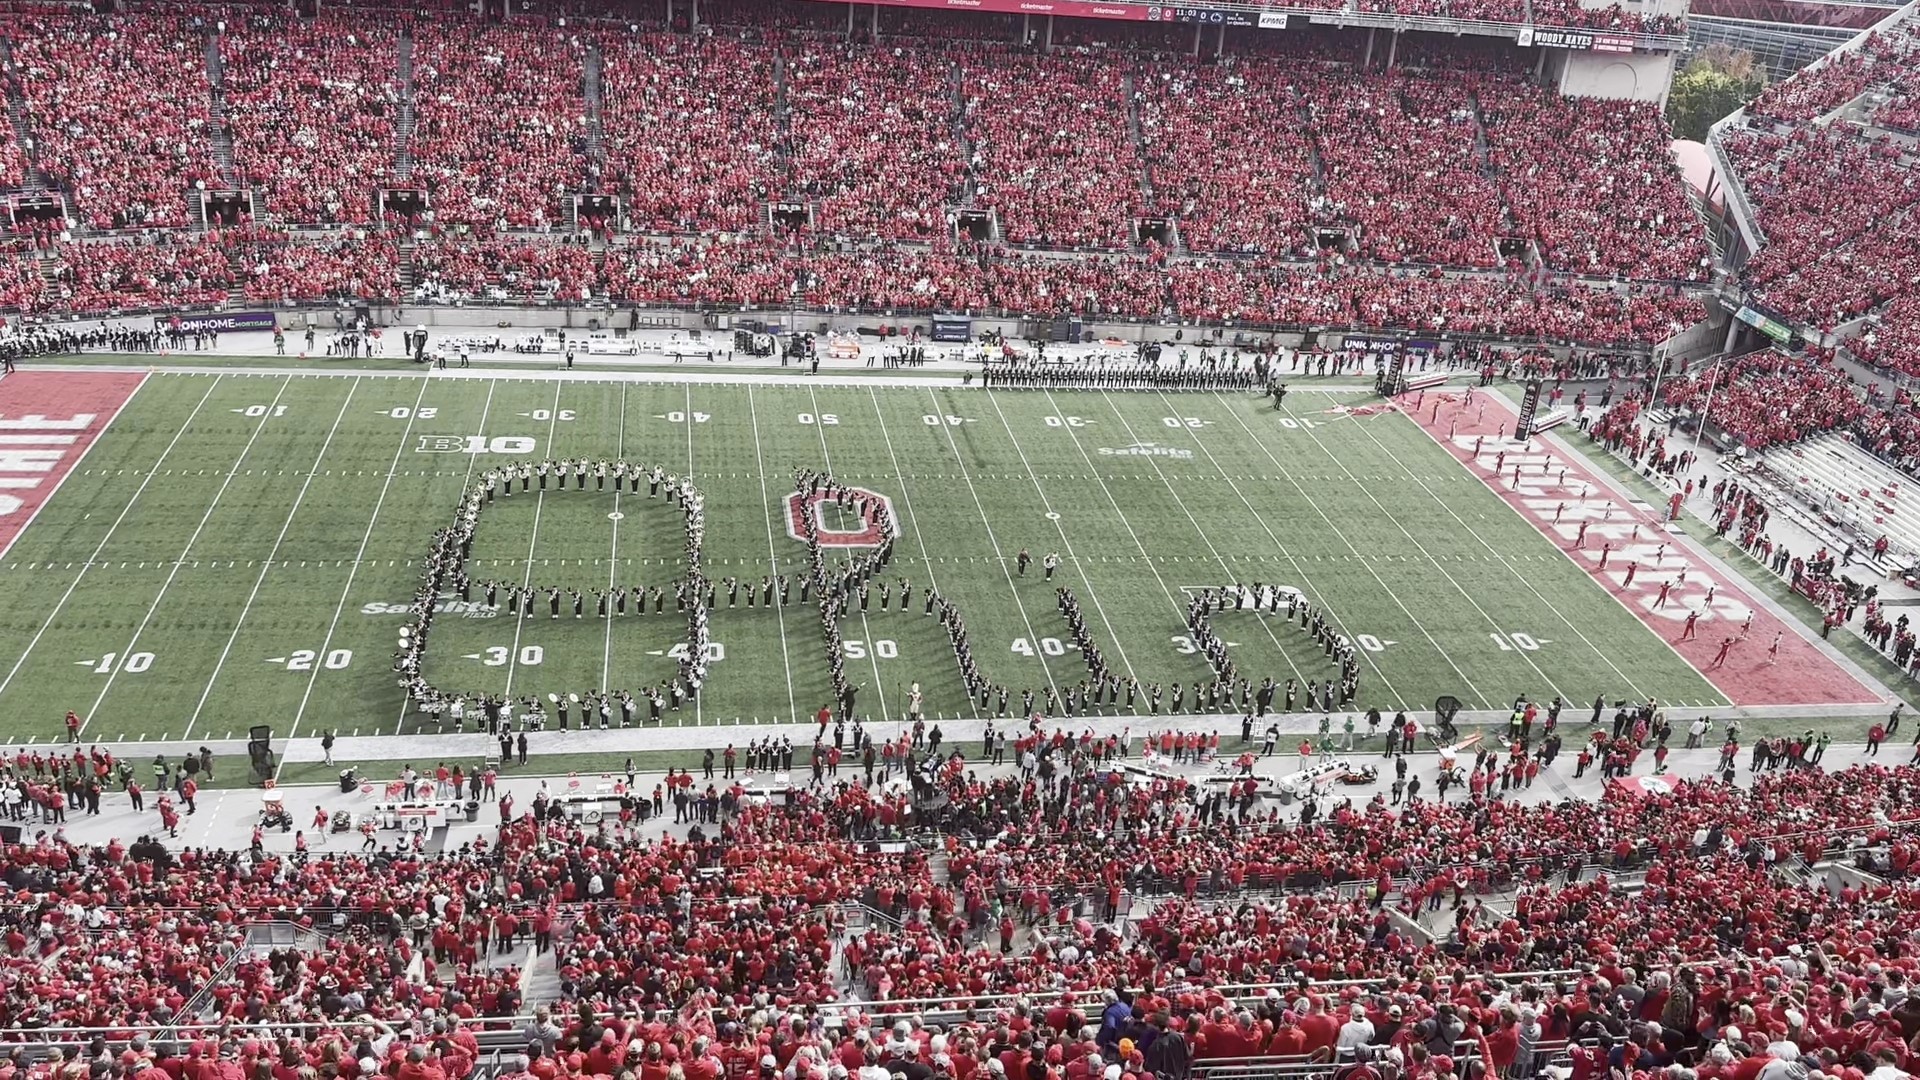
[1555,50,1675,106]
[109,303,1644,360]
[268,303,1318,351]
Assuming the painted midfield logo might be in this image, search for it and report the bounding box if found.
[1096,442,1194,459]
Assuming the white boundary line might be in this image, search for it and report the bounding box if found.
[976,390,1139,685]
[179,377,368,741]
[865,386,977,720]
[0,371,150,562]
[746,384,799,723]
[276,376,439,759]
[503,381,567,701]
[920,386,1061,701]
[78,375,297,737]
[601,382,628,694]
[0,375,220,704]
[1036,386,1305,687]
[1278,397,1596,703]
[808,385,889,723]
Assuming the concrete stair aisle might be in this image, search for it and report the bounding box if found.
[583,43,607,189]
[394,32,417,181]
[203,32,241,191]
[1465,88,1528,246]
[1121,73,1157,254]
[1299,99,1329,191]
[398,235,419,294]
[517,942,564,1007]
[949,62,975,208]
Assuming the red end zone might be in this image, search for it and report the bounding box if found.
[1407,389,1881,708]
[0,371,148,558]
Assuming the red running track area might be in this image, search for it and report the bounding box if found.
[0,371,147,558]
[1407,388,1882,708]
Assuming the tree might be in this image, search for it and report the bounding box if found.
[1667,46,1767,143]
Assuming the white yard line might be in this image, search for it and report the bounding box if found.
[808,385,889,723]
[0,371,150,562]
[1095,390,1387,702]
[0,375,219,704]
[503,382,567,701]
[746,384,799,722]
[921,387,1060,700]
[1027,387,1302,691]
[977,390,1139,684]
[179,377,367,741]
[78,375,296,737]
[281,375,445,760]
[1279,399,1594,702]
[865,386,976,720]
[601,383,628,694]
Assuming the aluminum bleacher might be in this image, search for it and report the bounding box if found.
[1760,432,1916,576]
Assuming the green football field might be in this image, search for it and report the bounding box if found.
[0,367,1728,750]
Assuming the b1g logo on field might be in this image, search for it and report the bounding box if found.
[785,487,899,548]
[416,435,539,455]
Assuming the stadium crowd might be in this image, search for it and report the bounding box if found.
[1658,350,1868,451]
[595,32,781,235]
[8,13,223,229]
[0,13,1724,354]
[1717,11,1920,377]
[218,20,402,224]
[0,743,1918,1073]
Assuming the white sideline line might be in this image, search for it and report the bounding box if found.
[180,377,367,741]
[601,382,628,695]
[0,372,149,562]
[746,384,799,723]
[78,375,296,737]
[921,387,1061,701]
[279,376,440,761]
[504,382,568,702]
[978,390,1139,685]
[0,375,216,705]
[865,386,976,720]
[808,385,888,724]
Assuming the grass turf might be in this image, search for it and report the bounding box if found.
[0,370,1731,749]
